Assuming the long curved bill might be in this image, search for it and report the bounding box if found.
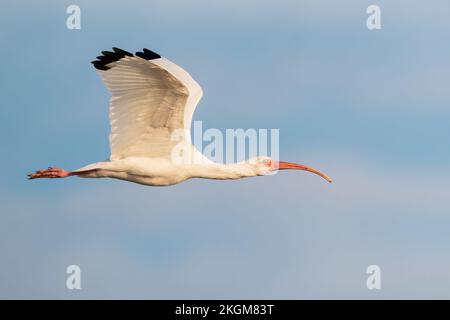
[275,161,333,183]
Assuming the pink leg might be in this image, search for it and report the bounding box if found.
[28,167,99,180]
[28,167,71,179]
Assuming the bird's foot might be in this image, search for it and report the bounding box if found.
[28,167,71,179]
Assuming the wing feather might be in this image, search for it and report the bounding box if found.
[92,48,203,160]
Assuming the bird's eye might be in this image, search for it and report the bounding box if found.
[263,159,272,167]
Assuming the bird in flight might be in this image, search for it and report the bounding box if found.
[28,47,332,186]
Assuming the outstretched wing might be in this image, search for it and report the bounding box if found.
[92,47,203,160]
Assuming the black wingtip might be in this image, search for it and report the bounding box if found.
[112,47,133,57]
[91,47,134,71]
[135,48,161,60]
[91,61,109,71]
[91,47,161,70]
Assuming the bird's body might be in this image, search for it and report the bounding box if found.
[74,157,264,186]
[29,47,332,185]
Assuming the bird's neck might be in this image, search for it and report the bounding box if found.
[189,163,256,180]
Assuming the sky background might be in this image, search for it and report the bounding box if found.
[1,0,450,299]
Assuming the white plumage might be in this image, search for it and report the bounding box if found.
[28,47,332,186]
[104,55,202,160]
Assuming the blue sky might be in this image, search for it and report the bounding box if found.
[1,0,450,298]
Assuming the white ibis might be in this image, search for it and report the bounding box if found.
[28,47,332,186]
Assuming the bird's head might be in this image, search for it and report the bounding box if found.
[247,156,333,183]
